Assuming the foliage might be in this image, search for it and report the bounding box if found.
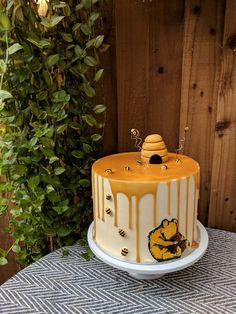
[0,0,106,266]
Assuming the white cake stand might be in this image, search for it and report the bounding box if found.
[87,221,208,280]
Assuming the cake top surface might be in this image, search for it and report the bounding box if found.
[92,152,199,182]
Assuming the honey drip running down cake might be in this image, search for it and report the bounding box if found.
[91,134,200,263]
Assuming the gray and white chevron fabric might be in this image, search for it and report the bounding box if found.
[0,228,236,314]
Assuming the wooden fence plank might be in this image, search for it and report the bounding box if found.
[149,0,184,152]
[115,0,184,152]
[208,0,236,232]
[115,0,150,151]
[99,0,118,155]
[179,0,225,225]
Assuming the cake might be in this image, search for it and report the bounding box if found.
[91,133,200,263]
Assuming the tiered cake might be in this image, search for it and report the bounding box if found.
[91,134,200,263]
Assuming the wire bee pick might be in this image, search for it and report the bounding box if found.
[130,128,142,151]
[176,126,189,156]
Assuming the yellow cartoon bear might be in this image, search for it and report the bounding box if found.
[148,219,189,262]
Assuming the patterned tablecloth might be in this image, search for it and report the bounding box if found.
[0,228,236,314]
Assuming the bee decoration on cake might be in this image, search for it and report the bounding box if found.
[121,247,129,256]
[130,128,143,151]
[175,126,189,158]
[105,168,113,174]
[141,134,168,164]
[105,208,112,215]
[106,194,112,200]
[118,228,126,237]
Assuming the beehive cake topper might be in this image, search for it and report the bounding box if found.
[141,134,168,164]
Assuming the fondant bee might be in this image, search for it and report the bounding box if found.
[105,168,113,174]
[106,194,112,200]
[105,208,112,215]
[121,247,128,256]
[118,229,126,237]
[124,166,131,171]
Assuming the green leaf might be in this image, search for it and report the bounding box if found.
[12,244,21,253]
[61,249,69,257]
[69,122,80,130]
[49,156,59,164]
[27,38,51,49]
[0,14,11,30]
[94,35,104,48]
[54,167,65,175]
[93,104,106,114]
[83,143,92,153]
[0,90,13,100]
[79,179,90,187]
[0,257,8,266]
[72,150,84,159]
[47,54,59,67]
[84,56,97,67]
[61,33,73,42]
[81,83,95,98]
[28,176,40,190]
[85,38,95,49]
[47,191,61,202]
[94,69,104,82]
[82,114,97,127]
[81,248,94,261]
[75,45,85,58]
[52,200,69,214]
[91,134,102,142]
[57,225,73,237]
[89,12,100,23]
[41,16,65,28]
[7,43,23,55]
[43,70,53,87]
[46,185,55,193]
[80,23,91,36]
[56,124,67,134]
[0,60,6,74]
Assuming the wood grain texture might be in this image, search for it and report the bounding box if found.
[115,0,150,151]
[149,0,184,152]
[99,0,118,155]
[115,0,184,152]
[180,0,225,225]
[208,0,236,232]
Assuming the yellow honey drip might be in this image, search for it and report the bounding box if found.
[177,180,181,222]
[192,173,199,244]
[109,180,158,262]
[128,196,132,229]
[97,175,100,219]
[136,196,141,263]
[153,188,158,228]
[186,177,190,238]
[92,173,96,239]
[101,178,104,222]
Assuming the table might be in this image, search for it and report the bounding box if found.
[0,228,235,314]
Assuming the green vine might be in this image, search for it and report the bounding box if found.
[0,0,107,266]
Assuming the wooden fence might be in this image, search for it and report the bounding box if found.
[1,0,236,283]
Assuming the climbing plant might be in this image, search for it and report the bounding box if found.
[0,0,107,266]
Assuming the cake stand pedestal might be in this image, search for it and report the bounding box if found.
[87,221,208,280]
